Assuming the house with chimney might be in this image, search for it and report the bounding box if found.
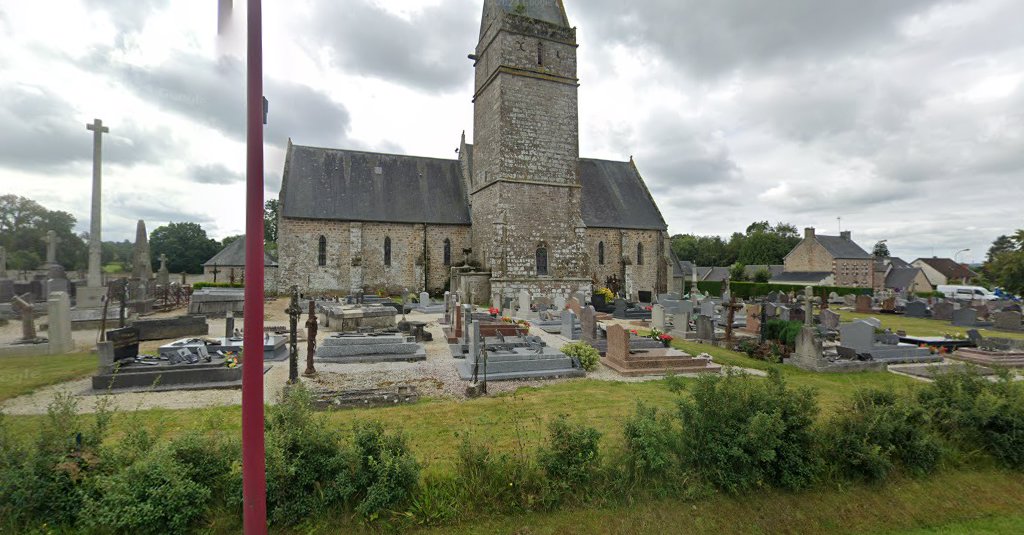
[775,228,879,289]
[912,257,980,286]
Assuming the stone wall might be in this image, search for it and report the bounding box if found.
[277,217,469,294]
[783,238,833,272]
[584,228,666,296]
[201,265,278,294]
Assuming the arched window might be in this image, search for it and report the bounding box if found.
[598,241,605,265]
[637,243,644,266]
[317,236,327,267]
[536,246,548,276]
[384,237,392,267]
[537,40,543,66]
[443,238,451,266]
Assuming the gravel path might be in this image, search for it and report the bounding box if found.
[0,303,754,415]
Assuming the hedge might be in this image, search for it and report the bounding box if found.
[685,281,871,299]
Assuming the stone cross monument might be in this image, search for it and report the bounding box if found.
[44,230,61,265]
[804,286,814,327]
[156,253,170,287]
[86,119,108,287]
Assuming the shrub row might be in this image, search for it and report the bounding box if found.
[2,369,1022,532]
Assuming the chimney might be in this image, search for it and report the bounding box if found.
[804,227,815,239]
[840,231,851,240]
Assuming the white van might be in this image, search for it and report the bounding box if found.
[937,285,999,301]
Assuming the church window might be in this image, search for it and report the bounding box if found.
[537,40,543,66]
[384,237,392,267]
[317,236,326,267]
[598,242,605,265]
[536,246,548,276]
[637,243,644,266]
[443,239,452,266]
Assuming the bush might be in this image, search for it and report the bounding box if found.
[351,421,420,520]
[676,369,820,493]
[454,434,543,515]
[622,403,676,482]
[81,453,211,535]
[764,319,803,347]
[822,389,943,482]
[263,385,355,526]
[561,342,601,372]
[918,369,1024,469]
[753,268,772,283]
[538,416,602,496]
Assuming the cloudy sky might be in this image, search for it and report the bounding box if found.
[1,0,1022,264]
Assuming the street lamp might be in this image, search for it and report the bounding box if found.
[954,248,970,264]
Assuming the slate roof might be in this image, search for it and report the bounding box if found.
[815,235,872,259]
[914,257,979,280]
[578,158,667,230]
[487,0,569,27]
[703,267,732,282]
[204,238,278,268]
[771,271,832,284]
[885,268,922,290]
[884,257,912,269]
[281,143,667,231]
[280,144,471,225]
[743,265,785,278]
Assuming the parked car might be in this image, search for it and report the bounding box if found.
[937,285,1000,301]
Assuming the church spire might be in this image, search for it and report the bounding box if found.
[481,0,569,36]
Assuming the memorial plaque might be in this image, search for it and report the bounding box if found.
[106,326,140,361]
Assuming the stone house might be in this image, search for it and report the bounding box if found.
[202,238,278,294]
[912,257,980,286]
[780,228,877,289]
[276,1,670,303]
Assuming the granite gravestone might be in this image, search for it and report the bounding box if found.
[994,311,1023,332]
[932,302,955,321]
[561,309,578,340]
[819,309,840,330]
[904,301,929,319]
[855,295,873,313]
[579,305,597,344]
[651,304,666,331]
[951,307,979,327]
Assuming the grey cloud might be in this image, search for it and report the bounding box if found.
[82,0,170,47]
[575,0,949,77]
[633,112,743,192]
[189,163,244,185]
[308,0,478,92]
[0,84,176,172]
[92,50,351,149]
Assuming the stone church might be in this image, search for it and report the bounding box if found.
[277,0,671,303]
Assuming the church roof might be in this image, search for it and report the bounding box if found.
[485,0,569,28]
[203,238,278,268]
[280,144,472,225]
[281,143,667,231]
[579,158,668,230]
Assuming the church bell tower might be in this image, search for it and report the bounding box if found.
[468,0,590,300]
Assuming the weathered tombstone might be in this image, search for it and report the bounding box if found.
[106,326,140,362]
[862,317,882,329]
[554,295,566,310]
[606,324,630,361]
[993,311,1023,331]
[613,298,627,318]
[779,293,790,304]
[839,320,876,352]
[96,341,115,374]
[789,307,806,324]
[651,304,666,331]
[46,292,73,354]
[518,290,530,316]
[843,294,857,307]
[881,296,896,312]
[828,291,842,304]
[819,309,841,330]
[225,311,236,338]
[419,292,430,308]
[468,319,481,369]
[932,301,955,321]
[778,306,791,322]
[904,301,929,319]
[951,307,978,327]
[561,309,578,340]
[12,294,37,342]
[855,295,873,313]
[580,306,597,344]
[696,315,715,341]
[699,301,715,318]
[156,253,170,288]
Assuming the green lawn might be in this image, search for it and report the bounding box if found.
[883,514,1024,535]
[837,311,1024,341]
[0,352,98,401]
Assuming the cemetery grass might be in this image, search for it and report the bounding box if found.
[0,352,97,401]
[838,311,1024,341]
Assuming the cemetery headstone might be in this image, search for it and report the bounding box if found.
[839,321,876,352]
[696,315,715,341]
[304,300,318,376]
[994,311,1023,332]
[12,294,37,342]
[606,324,631,361]
[855,295,873,313]
[700,301,715,318]
[904,301,929,318]
[518,290,530,316]
[951,307,978,327]
[932,301,955,321]
[580,305,597,344]
[46,292,73,354]
[554,295,566,310]
[651,304,666,331]
[819,309,840,330]
[561,309,578,340]
[106,326,140,362]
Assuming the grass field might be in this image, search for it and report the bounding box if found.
[837,310,1024,340]
[0,352,97,401]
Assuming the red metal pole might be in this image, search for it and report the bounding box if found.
[242,0,267,532]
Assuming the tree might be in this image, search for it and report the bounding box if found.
[264,199,279,244]
[987,235,1017,262]
[221,235,244,248]
[672,221,800,268]
[0,194,86,270]
[984,250,1024,295]
[753,268,772,283]
[729,263,748,282]
[149,222,221,274]
[872,240,891,258]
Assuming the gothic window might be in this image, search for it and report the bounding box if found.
[384,237,392,267]
[317,236,326,267]
[537,40,543,66]
[536,246,548,276]
[637,243,644,266]
[443,239,452,266]
[598,241,605,265]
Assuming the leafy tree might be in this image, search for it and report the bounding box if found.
[673,222,800,268]
[984,250,1024,295]
[149,222,221,274]
[729,263,747,282]
[0,194,86,270]
[753,268,772,283]
[264,199,279,244]
[987,235,1017,262]
[872,241,891,258]
[221,235,244,248]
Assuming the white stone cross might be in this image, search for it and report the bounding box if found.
[44,230,61,264]
[86,119,109,287]
[158,253,168,272]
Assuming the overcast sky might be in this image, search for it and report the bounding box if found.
[1,0,1022,264]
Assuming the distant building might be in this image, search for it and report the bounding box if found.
[912,257,980,286]
[203,238,279,293]
[779,228,877,289]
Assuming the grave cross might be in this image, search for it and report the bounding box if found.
[304,300,318,376]
[86,118,109,287]
[44,230,61,264]
[158,254,168,272]
[804,286,814,327]
[285,285,302,384]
